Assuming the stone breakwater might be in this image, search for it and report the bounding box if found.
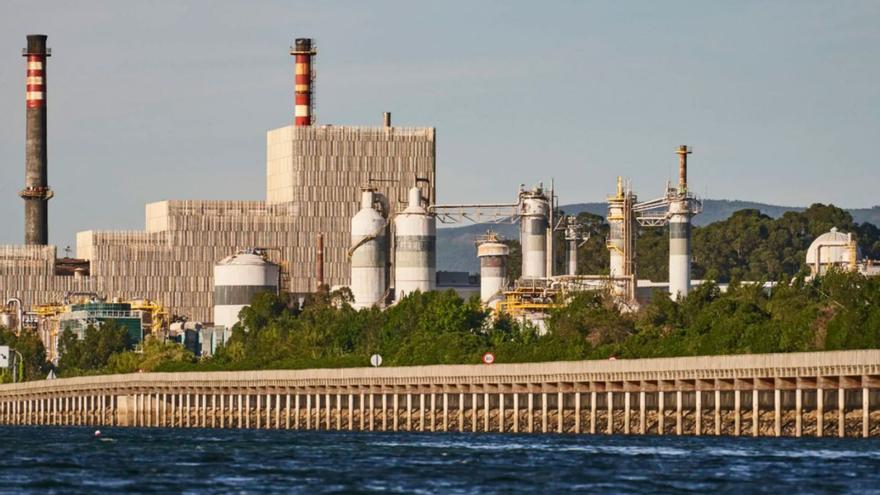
[1,349,878,438]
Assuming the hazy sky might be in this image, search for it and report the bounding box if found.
[1,1,878,248]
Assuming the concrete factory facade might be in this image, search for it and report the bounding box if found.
[0,36,435,323]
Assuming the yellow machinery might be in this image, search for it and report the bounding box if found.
[126,299,170,338]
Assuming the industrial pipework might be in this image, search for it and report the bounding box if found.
[290,38,316,127]
[21,34,53,245]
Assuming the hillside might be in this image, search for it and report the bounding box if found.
[437,200,880,273]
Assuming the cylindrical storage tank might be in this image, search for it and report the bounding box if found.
[519,189,549,279]
[477,239,509,307]
[668,200,691,300]
[213,251,280,329]
[351,189,388,309]
[394,187,436,302]
[567,239,578,276]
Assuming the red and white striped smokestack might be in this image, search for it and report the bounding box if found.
[21,34,53,245]
[290,38,316,127]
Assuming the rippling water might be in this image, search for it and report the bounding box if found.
[1,426,879,494]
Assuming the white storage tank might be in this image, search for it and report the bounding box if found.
[394,187,436,301]
[519,187,549,279]
[350,188,388,309]
[476,233,509,308]
[213,250,280,329]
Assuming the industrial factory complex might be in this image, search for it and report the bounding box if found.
[1,34,877,363]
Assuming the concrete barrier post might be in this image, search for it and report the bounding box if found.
[607,391,613,435]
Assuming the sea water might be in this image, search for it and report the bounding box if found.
[0,426,878,494]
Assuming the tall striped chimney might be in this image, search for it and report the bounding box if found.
[21,34,53,245]
[290,38,315,126]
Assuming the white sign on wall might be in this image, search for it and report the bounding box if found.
[370,354,383,367]
[0,346,9,368]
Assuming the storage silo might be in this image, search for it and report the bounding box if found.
[394,187,436,301]
[476,233,509,308]
[519,187,549,279]
[350,187,388,309]
[213,250,280,329]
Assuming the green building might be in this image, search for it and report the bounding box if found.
[60,302,144,346]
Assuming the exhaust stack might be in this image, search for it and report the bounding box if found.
[290,38,316,127]
[21,34,53,245]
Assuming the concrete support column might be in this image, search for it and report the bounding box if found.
[368,394,374,432]
[347,394,353,431]
[838,387,846,438]
[590,391,597,434]
[714,389,721,436]
[458,393,464,432]
[256,394,262,429]
[201,394,207,427]
[237,394,243,429]
[574,393,581,434]
[658,391,665,435]
[863,387,870,439]
[393,394,399,432]
[528,393,534,433]
[734,390,741,436]
[275,393,281,430]
[406,393,412,431]
[155,394,161,428]
[513,393,520,433]
[752,389,759,437]
[541,393,548,433]
[430,394,436,432]
[221,394,227,429]
[557,392,564,434]
[315,394,322,430]
[336,393,342,431]
[295,394,302,429]
[607,391,613,435]
[442,393,448,432]
[325,393,331,430]
[471,393,478,433]
[500,393,506,433]
[382,393,388,431]
[484,392,490,433]
[774,389,781,437]
[168,394,175,427]
[817,388,824,438]
[639,391,646,435]
[359,393,365,431]
[419,393,425,432]
[624,392,631,435]
[795,388,803,437]
[676,390,683,436]
[695,391,702,436]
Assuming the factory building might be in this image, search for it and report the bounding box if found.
[0,35,435,323]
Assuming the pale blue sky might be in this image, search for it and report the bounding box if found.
[1,1,877,248]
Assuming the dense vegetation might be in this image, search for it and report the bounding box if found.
[0,204,878,381]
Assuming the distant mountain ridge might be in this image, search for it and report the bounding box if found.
[436,200,880,273]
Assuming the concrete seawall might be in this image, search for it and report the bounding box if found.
[1,350,879,437]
